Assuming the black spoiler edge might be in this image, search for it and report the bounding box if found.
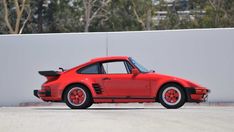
[38,71,60,76]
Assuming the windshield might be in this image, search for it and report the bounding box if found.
[129,57,149,73]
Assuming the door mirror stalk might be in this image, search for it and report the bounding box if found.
[132,68,139,76]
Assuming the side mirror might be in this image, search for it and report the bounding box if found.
[131,68,139,76]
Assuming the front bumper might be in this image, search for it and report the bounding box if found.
[185,87,210,103]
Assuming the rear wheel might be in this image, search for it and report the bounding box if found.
[64,85,92,109]
[159,84,186,109]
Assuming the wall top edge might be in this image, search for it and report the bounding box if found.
[0,27,234,37]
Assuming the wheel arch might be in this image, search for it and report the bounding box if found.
[156,81,188,102]
[62,82,94,101]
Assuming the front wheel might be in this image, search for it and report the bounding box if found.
[64,85,93,109]
[159,84,186,109]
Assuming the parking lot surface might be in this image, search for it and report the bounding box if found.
[0,103,234,132]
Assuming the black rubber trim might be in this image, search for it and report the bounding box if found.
[41,90,51,97]
[38,71,60,76]
[185,87,196,94]
[207,89,211,93]
[33,90,39,98]
[92,83,103,94]
[33,90,51,97]
[185,87,196,102]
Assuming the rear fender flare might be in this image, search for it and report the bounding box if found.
[61,81,96,101]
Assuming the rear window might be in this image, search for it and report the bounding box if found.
[77,64,99,74]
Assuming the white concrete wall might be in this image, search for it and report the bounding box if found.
[0,28,234,106]
[0,33,107,106]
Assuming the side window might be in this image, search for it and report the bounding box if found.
[78,64,99,74]
[102,61,129,74]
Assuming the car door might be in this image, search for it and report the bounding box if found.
[100,61,150,97]
[77,63,109,97]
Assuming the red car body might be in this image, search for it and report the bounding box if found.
[34,56,209,109]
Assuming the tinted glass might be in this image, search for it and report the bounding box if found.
[129,57,149,73]
[79,64,99,74]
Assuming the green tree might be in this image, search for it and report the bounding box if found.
[131,0,154,30]
[1,0,234,34]
[82,0,111,32]
[198,0,234,28]
[39,0,83,33]
[89,0,139,31]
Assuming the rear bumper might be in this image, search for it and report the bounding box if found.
[185,87,210,103]
[33,90,39,98]
[33,89,51,99]
[33,89,61,102]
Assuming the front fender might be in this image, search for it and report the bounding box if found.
[151,78,192,97]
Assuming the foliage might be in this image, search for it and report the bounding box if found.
[0,0,234,34]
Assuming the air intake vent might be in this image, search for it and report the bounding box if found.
[92,83,103,94]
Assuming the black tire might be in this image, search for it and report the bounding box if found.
[159,83,186,109]
[63,84,93,109]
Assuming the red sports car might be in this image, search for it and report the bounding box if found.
[34,56,209,109]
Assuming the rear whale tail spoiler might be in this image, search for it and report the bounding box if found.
[38,71,60,82]
[38,71,60,76]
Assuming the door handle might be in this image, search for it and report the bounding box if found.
[102,77,111,80]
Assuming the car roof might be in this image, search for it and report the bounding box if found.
[63,56,130,73]
[90,56,129,63]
